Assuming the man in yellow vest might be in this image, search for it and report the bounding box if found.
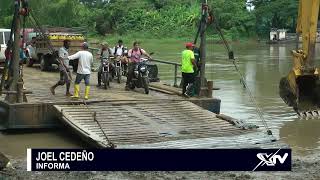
[181,42,197,97]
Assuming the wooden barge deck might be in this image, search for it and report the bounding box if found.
[0,66,277,148]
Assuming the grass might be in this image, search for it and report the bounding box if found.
[87,31,258,63]
[87,32,197,62]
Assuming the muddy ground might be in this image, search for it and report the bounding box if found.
[0,152,319,180]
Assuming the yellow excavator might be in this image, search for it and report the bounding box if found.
[280,0,320,116]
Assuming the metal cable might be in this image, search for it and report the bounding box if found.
[28,12,72,80]
[212,23,274,138]
[231,60,273,136]
[28,12,115,147]
[82,100,116,148]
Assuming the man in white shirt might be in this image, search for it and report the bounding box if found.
[50,40,72,96]
[114,40,126,56]
[68,42,93,100]
[114,40,128,76]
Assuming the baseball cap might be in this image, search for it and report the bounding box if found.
[186,42,194,47]
[82,42,89,49]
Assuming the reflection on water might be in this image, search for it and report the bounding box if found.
[157,43,320,155]
[213,43,320,155]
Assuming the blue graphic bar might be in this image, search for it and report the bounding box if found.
[28,149,292,171]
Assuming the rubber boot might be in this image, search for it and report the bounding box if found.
[84,86,90,100]
[71,84,80,99]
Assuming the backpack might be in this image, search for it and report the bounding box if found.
[129,48,143,57]
[114,45,125,56]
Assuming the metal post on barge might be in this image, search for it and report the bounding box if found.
[198,0,210,97]
[4,0,29,103]
[5,1,22,103]
[199,0,208,96]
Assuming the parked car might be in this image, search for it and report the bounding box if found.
[0,29,11,70]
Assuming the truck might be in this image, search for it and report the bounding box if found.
[27,27,86,71]
[0,29,11,70]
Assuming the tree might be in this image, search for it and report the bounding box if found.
[0,0,14,27]
[251,0,299,36]
[210,0,256,38]
[1,0,294,38]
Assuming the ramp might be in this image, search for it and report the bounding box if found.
[54,101,257,148]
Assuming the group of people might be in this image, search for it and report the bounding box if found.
[50,40,152,100]
[50,40,93,100]
[3,37,200,99]
[49,39,201,99]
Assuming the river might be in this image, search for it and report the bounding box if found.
[154,42,320,156]
[211,43,320,156]
[1,41,320,159]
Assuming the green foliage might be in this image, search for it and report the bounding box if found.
[251,0,299,37]
[115,3,200,38]
[29,0,93,27]
[210,0,256,39]
[0,0,14,27]
[0,0,301,39]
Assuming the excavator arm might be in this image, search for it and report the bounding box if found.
[279,0,320,117]
[296,0,319,62]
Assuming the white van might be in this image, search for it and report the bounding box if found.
[0,29,11,61]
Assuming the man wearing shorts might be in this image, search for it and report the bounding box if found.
[68,42,93,100]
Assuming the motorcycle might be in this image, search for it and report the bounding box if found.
[101,57,112,89]
[113,56,122,83]
[129,58,150,94]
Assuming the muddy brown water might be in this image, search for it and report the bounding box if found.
[210,43,320,156]
[156,42,320,156]
[0,127,89,158]
[1,42,320,158]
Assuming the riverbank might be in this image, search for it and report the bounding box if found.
[87,33,259,65]
[1,151,319,180]
[87,33,259,50]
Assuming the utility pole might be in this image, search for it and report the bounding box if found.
[5,0,28,103]
[6,1,21,103]
[199,0,208,97]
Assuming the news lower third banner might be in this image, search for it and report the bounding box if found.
[27,149,292,171]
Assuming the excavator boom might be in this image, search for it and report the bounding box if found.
[279,0,320,117]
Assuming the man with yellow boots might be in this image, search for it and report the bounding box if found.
[68,42,93,100]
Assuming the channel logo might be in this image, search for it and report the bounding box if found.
[253,149,289,171]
